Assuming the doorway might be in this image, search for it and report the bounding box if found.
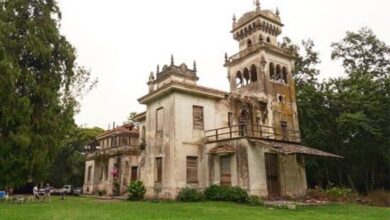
[265,153,281,197]
[239,110,251,136]
[220,156,231,186]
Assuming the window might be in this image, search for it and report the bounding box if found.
[250,64,258,82]
[131,166,138,182]
[156,107,164,132]
[276,65,282,82]
[187,157,198,183]
[277,94,286,103]
[228,112,233,127]
[282,67,288,84]
[156,157,162,183]
[269,63,275,80]
[236,71,243,88]
[87,166,92,181]
[247,39,252,48]
[100,166,104,179]
[220,156,231,186]
[243,68,250,85]
[193,106,204,130]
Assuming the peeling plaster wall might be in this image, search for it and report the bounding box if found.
[278,154,307,197]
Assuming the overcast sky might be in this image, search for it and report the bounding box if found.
[57,0,390,129]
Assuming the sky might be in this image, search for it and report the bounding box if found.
[57,0,390,129]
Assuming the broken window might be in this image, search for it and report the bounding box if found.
[193,106,204,130]
[156,157,162,183]
[156,107,164,132]
[187,157,198,183]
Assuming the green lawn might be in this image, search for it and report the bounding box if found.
[0,196,389,220]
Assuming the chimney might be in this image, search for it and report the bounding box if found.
[113,121,115,130]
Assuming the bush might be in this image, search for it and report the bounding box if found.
[364,190,390,207]
[204,185,249,203]
[306,187,356,202]
[177,187,204,202]
[97,189,107,196]
[127,181,146,201]
[248,195,263,206]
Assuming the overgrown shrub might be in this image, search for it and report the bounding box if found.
[364,190,390,207]
[204,185,249,203]
[127,181,146,201]
[248,195,263,206]
[177,187,204,202]
[306,187,356,202]
[97,189,107,196]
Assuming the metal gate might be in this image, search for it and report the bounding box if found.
[265,153,281,197]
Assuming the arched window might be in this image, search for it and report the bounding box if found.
[276,65,282,82]
[247,39,252,48]
[266,37,271,43]
[259,34,263,42]
[236,71,243,88]
[269,63,275,80]
[282,67,288,84]
[250,65,257,82]
[243,68,250,85]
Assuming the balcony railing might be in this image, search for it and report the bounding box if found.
[86,144,140,159]
[225,42,294,65]
[204,124,301,144]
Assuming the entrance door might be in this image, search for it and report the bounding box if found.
[265,153,281,197]
[220,156,231,186]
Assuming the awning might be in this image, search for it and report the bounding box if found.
[208,145,236,155]
[249,139,343,159]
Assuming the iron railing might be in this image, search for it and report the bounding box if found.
[204,123,301,143]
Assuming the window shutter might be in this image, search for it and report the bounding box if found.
[193,106,204,130]
[187,157,198,183]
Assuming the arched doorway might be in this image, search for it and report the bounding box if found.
[239,109,251,136]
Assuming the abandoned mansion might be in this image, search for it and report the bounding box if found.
[83,1,341,199]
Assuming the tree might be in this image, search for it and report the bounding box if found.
[126,112,138,123]
[0,0,95,189]
[293,28,390,193]
[48,126,104,187]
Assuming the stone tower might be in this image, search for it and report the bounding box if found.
[225,0,300,141]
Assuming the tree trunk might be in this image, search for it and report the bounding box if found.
[347,174,358,193]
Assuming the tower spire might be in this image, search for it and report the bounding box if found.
[254,0,260,11]
[276,7,280,16]
[170,54,174,66]
[193,61,197,73]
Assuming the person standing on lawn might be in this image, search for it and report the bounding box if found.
[44,183,51,202]
[33,185,40,202]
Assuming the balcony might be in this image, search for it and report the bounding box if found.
[86,144,140,160]
[204,124,301,144]
[224,41,294,66]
